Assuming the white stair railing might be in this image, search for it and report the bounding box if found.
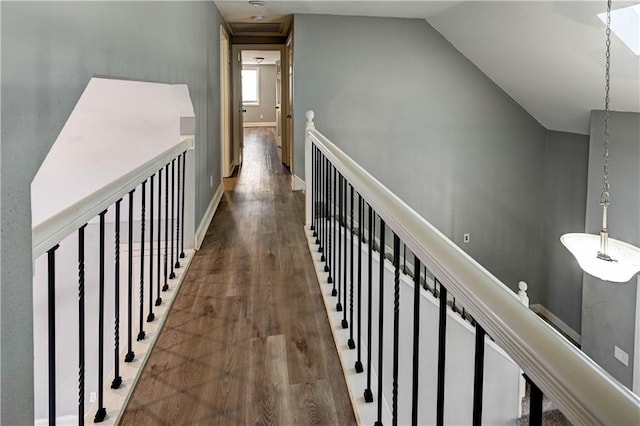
[304,110,640,425]
[31,78,197,424]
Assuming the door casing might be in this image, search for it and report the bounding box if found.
[231,43,291,170]
[220,26,232,178]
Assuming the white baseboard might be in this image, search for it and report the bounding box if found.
[195,183,223,249]
[530,303,581,345]
[97,249,196,425]
[292,174,305,192]
[303,226,385,425]
[35,249,197,425]
[36,415,76,426]
[224,159,235,178]
[224,158,237,178]
[243,122,276,128]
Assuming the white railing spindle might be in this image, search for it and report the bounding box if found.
[305,110,315,226]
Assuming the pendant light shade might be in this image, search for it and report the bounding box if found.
[561,233,640,282]
[560,0,640,283]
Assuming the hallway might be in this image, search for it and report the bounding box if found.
[121,128,356,425]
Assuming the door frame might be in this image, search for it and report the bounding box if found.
[285,33,297,189]
[220,25,232,178]
[275,59,282,148]
[230,43,291,170]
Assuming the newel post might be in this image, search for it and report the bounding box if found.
[305,110,315,227]
[518,281,529,307]
[517,280,529,417]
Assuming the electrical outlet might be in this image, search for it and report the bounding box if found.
[463,233,470,243]
[260,114,264,119]
[90,392,97,403]
[614,345,629,366]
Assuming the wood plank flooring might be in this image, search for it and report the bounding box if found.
[121,128,356,425]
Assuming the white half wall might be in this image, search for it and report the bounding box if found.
[306,222,521,425]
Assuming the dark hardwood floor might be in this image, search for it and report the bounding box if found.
[121,128,356,425]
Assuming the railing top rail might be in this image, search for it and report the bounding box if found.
[304,111,640,425]
[32,138,193,260]
[31,78,196,260]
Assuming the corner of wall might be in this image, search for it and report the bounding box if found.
[291,174,305,192]
[195,183,223,250]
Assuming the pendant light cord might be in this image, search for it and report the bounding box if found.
[560,0,640,279]
[601,0,611,207]
[597,0,613,259]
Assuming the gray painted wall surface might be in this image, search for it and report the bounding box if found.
[293,14,549,300]
[244,64,277,123]
[1,2,223,422]
[540,130,589,332]
[582,110,640,388]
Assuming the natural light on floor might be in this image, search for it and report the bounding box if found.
[598,4,640,55]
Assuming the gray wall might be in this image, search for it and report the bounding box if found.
[293,14,550,300]
[1,2,223,423]
[582,110,640,388]
[540,130,590,332]
[243,64,277,123]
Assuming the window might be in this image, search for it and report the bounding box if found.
[242,67,260,105]
[598,4,640,55]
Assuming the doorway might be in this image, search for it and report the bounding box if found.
[241,49,281,162]
[231,44,292,175]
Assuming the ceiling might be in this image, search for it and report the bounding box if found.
[216,1,460,20]
[215,1,640,135]
[428,1,639,134]
[241,50,281,65]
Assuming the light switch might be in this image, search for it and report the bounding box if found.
[614,345,629,366]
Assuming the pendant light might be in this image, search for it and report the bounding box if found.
[561,0,640,283]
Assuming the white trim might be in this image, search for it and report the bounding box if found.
[32,138,194,260]
[220,25,232,179]
[633,275,640,395]
[96,249,195,425]
[304,111,314,225]
[304,226,386,425]
[291,174,305,192]
[530,304,582,345]
[195,183,223,249]
[243,121,277,128]
[35,415,76,426]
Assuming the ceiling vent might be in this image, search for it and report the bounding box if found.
[228,22,283,35]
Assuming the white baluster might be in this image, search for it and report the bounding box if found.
[518,281,529,307]
[304,110,315,226]
[305,110,315,131]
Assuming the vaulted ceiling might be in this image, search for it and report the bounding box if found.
[215,1,640,135]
